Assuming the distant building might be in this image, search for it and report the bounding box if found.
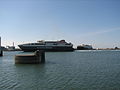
[6,46,15,51]
[115,47,119,49]
[6,42,15,51]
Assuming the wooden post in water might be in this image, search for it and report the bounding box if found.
[0,37,3,56]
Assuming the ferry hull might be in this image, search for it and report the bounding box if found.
[19,45,74,52]
[77,47,93,50]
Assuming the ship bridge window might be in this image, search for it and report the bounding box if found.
[31,43,35,45]
[35,43,44,45]
[53,43,57,45]
[66,43,70,45]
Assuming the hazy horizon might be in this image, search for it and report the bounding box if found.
[0,0,120,48]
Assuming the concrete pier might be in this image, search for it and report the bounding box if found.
[15,50,45,64]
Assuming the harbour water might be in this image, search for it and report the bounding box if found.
[0,50,120,90]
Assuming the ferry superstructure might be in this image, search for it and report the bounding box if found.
[18,40,74,52]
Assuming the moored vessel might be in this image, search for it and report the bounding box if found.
[77,44,93,50]
[18,40,74,52]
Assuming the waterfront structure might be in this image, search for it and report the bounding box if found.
[77,44,93,50]
[15,50,45,64]
[115,47,119,50]
[18,40,74,52]
[0,37,3,56]
[6,42,15,51]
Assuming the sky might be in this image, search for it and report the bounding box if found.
[0,0,120,48]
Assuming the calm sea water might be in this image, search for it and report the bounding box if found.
[0,50,120,90]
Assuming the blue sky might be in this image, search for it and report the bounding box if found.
[0,0,120,48]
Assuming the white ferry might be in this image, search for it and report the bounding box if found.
[77,44,93,50]
[18,40,74,52]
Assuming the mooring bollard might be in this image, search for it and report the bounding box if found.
[15,50,45,64]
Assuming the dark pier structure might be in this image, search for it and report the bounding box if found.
[0,37,3,56]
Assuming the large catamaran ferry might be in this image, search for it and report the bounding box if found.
[18,40,74,52]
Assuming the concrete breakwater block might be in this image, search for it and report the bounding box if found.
[15,50,45,64]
